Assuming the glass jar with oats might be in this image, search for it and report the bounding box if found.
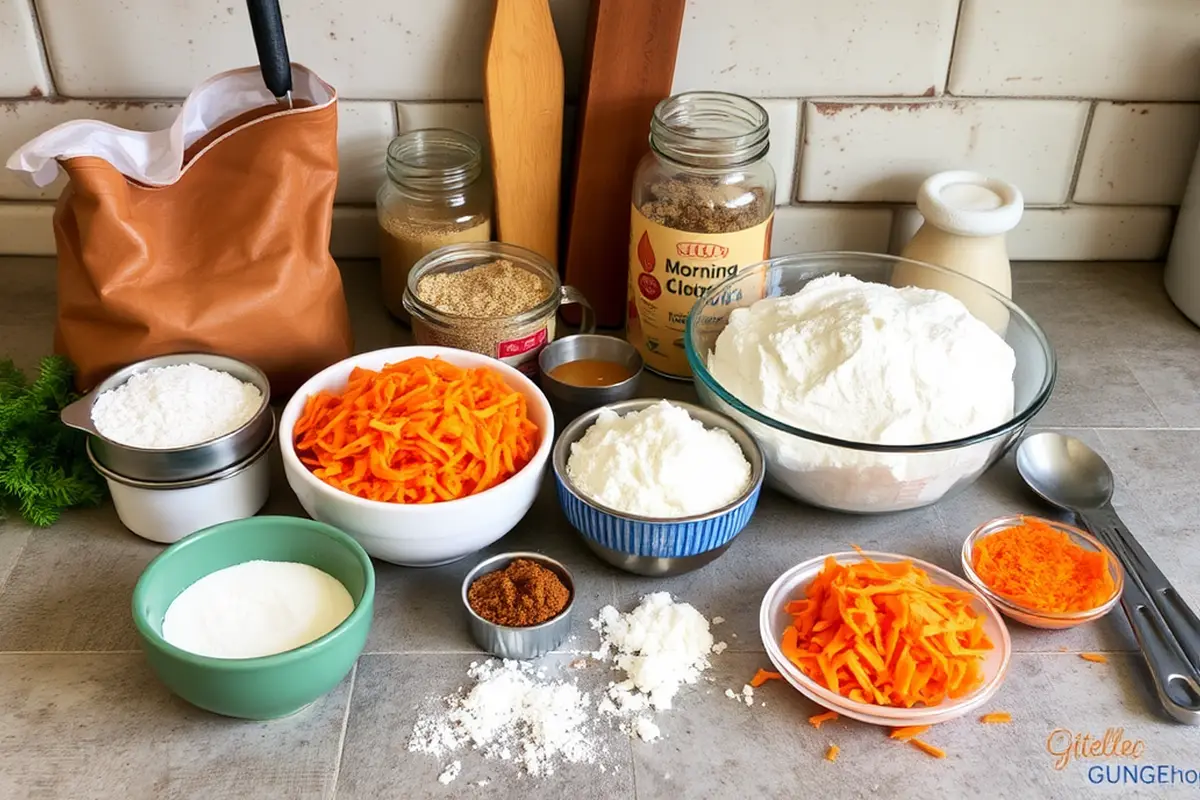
[403,243,595,377]
[376,128,492,322]
[628,92,776,379]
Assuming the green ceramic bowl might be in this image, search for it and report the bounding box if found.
[132,516,375,720]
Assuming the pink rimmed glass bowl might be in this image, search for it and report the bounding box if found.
[961,515,1123,630]
[760,551,1012,727]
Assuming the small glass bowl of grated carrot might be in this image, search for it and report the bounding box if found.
[760,551,1011,726]
[961,515,1123,630]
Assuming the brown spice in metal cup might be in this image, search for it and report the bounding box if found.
[467,558,571,627]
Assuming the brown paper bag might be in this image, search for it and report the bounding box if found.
[8,65,353,394]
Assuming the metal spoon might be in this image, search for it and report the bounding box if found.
[1016,431,1200,725]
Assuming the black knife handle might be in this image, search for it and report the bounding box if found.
[246,0,292,98]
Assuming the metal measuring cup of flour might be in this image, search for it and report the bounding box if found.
[461,552,575,660]
[60,352,273,483]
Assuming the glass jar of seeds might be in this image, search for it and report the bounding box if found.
[403,242,595,377]
[628,92,776,379]
[377,128,492,322]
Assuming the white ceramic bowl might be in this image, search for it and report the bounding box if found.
[279,346,554,567]
[760,551,1012,726]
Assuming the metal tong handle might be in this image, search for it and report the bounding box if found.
[246,0,292,106]
[1078,507,1200,725]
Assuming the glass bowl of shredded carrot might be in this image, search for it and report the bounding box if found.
[279,347,552,567]
[961,515,1123,630]
[760,550,1012,726]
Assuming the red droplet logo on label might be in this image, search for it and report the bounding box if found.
[637,232,656,273]
[637,273,662,300]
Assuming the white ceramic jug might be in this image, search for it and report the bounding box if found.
[897,171,1023,333]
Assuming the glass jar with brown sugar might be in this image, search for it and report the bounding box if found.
[628,92,776,379]
[376,128,492,321]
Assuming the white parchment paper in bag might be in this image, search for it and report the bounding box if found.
[6,64,335,188]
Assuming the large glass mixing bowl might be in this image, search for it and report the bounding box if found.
[684,252,1056,513]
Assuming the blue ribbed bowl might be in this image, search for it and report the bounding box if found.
[552,399,765,576]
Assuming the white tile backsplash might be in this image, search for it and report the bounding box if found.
[33,0,588,100]
[673,0,958,97]
[0,199,387,260]
[329,206,378,259]
[771,205,893,255]
[1075,103,1200,206]
[395,102,488,149]
[891,205,1175,261]
[0,0,48,97]
[758,99,799,204]
[798,99,1089,204]
[950,0,1200,101]
[0,0,1192,261]
[0,201,53,254]
[0,101,181,199]
[335,102,396,204]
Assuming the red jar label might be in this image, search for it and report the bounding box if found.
[496,326,550,375]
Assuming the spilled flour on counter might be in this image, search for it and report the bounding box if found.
[408,659,599,777]
[592,592,719,741]
[408,593,723,783]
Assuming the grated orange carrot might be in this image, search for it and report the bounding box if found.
[779,554,993,709]
[1080,652,1108,664]
[971,516,1116,613]
[750,668,782,688]
[825,744,840,762]
[980,712,1012,724]
[293,357,539,504]
[889,725,931,741]
[809,710,839,729]
[911,739,947,759]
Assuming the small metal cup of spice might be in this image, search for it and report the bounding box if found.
[403,242,596,377]
[462,552,574,660]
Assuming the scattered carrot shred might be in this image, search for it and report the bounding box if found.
[889,725,931,741]
[750,669,782,688]
[911,739,947,759]
[980,712,1012,724]
[809,710,839,729]
[778,554,993,709]
[292,357,539,504]
[970,516,1116,613]
[1080,652,1108,664]
[825,744,840,762]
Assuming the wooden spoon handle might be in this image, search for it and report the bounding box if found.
[484,0,564,265]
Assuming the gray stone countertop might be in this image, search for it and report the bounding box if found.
[2,258,1200,800]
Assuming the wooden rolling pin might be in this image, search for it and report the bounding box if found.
[484,0,564,265]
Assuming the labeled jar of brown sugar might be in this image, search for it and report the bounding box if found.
[403,242,595,376]
[628,92,776,379]
[376,128,492,321]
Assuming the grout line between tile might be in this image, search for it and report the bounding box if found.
[327,661,358,800]
[0,529,33,597]
[23,0,57,97]
[1066,101,1098,203]
[941,0,966,95]
[359,649,484,656]
[628,723,640,800]
[1119,353,1172,428]
[0,650,140,655]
